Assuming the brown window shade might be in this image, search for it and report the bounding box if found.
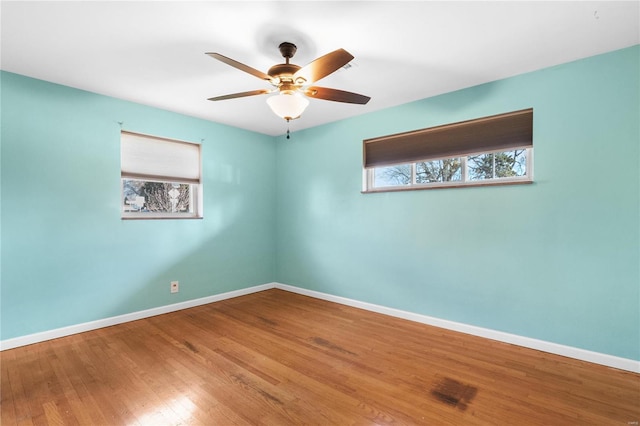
[363,108,533,168]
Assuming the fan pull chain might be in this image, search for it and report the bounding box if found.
[286,119,291,139]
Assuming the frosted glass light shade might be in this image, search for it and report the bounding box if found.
[266,92,309,120]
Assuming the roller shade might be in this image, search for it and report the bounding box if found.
[363,108,533,168]
[121,131,201,184]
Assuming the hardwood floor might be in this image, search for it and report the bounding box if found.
[2,289,639,425]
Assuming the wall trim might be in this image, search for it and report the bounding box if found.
[0,283,276,351]
[274,283,640,373]
[2,281,638,373]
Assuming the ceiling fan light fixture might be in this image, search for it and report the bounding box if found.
[207,42,369,125]
[266,91,309,121]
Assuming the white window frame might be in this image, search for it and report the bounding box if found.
[121,131,203,219]
[363,147,533,192]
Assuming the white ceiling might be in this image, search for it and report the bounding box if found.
[1,1,638,136]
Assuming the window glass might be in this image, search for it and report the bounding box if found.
[416,158,462,183]
[364,148,532,192]
[123,179,194,214]
[374,164,411,187]
[468,150,527,181]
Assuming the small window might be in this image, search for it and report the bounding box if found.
[121,131,202,219]
[363,109,533,192]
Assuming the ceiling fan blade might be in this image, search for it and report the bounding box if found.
[206,52,273,82]
[208,89,271,101]
[304,86,371,104]
[293,48,354,85]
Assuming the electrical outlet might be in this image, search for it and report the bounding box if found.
[170,281,179,294]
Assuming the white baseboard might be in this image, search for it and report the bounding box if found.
[0,283,276,351]
[274,283,640,373]
[3,281,638,373]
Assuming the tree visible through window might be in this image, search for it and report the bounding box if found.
[123,180,192,213]
[416,158,462,183]
[468,149,526,180]
[369,149,531,190]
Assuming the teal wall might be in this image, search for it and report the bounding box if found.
[2,46,638,361]
[275,46,640,360]
[1,71,276,340]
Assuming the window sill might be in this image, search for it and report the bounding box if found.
[362,179,533,194]
[121,216,203,220]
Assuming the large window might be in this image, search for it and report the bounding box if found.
[369,148,532,190]
[363,109,533,192]
[121,131,202,219]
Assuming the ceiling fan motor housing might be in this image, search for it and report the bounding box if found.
[268,63,301,79]
[269,42,303,87]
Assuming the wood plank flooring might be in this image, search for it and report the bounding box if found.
[2,289,639,425]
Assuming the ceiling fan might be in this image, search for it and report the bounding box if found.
[206,42,371,122]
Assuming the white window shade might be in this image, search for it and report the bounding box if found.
[121,131,201,184]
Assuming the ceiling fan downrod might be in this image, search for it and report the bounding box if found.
[278,42,297,64]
